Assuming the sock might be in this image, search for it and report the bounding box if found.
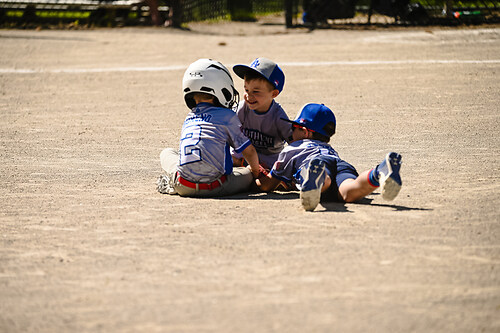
[368,168,380,187]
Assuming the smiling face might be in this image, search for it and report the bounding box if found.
[243,78,279,113]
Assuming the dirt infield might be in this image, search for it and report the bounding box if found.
[1,22,499,332]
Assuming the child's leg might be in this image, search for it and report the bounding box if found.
[338,170,376,203]
[181,167,253,197]
[172,167,253,198]
[339,152,402,202]
[157,148,180,194]
[160,148,179,174]
[219,166,254,196]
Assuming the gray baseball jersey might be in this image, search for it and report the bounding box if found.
[235,100,293,167]
[177,102,251,183]
[270,139,340,189]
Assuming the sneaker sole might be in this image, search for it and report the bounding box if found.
[300,159,326,211]
[301,189,322,211]
[380,152,402,201]
[381,176,401,200]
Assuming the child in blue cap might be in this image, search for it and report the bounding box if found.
[231,57,293,170]
[256,103,403,211]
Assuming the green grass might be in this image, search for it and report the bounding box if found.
[5,10,24,18]
[5,10,91,18]
[37,11,91,18]
[4,9,139,19]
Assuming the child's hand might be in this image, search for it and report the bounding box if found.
[232,157,245,167]
[254,170,281,192]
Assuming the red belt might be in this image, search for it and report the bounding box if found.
[177,173,227,190]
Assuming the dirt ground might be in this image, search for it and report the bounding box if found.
[0,20,499,332]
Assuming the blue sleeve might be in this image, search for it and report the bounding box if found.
[226,110,251,152]
[270,169,290,182]
[234,139,251,154]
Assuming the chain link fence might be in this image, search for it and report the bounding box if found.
[1,0,498,26]
[180,0,285,22]
[178,0,499,25]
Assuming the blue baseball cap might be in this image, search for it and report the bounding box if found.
[282,103,336,137]
[233,57,285,93]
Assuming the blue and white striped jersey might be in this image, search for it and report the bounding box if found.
[270,139,340,188]
[177,102,251,183]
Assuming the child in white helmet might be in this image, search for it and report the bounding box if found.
[256,103,403,211]
[157,59,260,197]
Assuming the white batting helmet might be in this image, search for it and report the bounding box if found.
[182,59,239,109]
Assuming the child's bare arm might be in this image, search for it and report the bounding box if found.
[255,173,281,192]
[242,145,260,178]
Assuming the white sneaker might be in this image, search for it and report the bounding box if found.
[377,152,402,201]
[300,158,326,211]
[156,174,177,194]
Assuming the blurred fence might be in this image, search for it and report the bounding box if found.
[179,0,499,25]
[1,0,499,26]
[0,0,169,25]
[180,0,285,22]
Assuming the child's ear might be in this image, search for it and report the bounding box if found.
[271,89,279,98]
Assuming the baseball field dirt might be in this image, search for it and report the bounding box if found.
[1,20,499,332]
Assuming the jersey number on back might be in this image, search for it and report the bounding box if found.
[180,125,202,165]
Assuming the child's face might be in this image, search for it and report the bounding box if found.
[291,125,310,142]
[243,78,279,113]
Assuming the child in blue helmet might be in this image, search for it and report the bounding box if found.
[256,103,403,211]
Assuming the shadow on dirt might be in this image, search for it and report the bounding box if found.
[321,197,433,212]
[216,191,299,200]
[217,192,432,212]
